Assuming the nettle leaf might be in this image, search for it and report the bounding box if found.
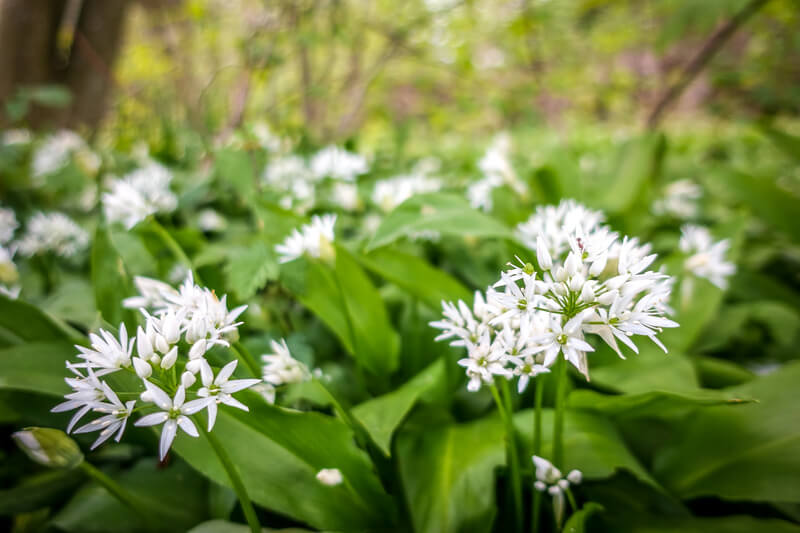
[174,393,396,531]
[366,193,513,251]
[52,459,208,533]
[357,248,471,310]
[224,241,279,300]
[91,225,135,329]
[653,361,800,502]
[397,408,657,533]
[0,294,80,344]
[0,342,73,396]
[353,359,445,456]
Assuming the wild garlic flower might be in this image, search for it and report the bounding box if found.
[54,276,257,460]
[275,214,336,264]
[679,224,736,289]
[32,130,86,178]
[468,133,526,212]
[532,455,582,527]
[0,207,18,244]
[332,182,361,211]
[310,146,369,182]
[262,155,317,214]
[653,179,702,219]
[197,209,227,233]
[1,129,32,146]
[261,339,309,399]
[16,212,88,258]
[316,468,344,486]
[432,200,678,386]
[251,122,286,153]
[0,245,20,299]
[103,162,178,229]
[372,174,441,212]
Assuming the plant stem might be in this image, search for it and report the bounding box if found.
[532,381,545,533]
[149,218,202,284]
[492,382,523,533]
[201,427,261,533]
[552,358,569,470]
[79,462,150,523]
[231,342,261,378]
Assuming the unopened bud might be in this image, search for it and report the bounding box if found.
[13,427,83,469]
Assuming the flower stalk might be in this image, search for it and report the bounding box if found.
[532,381,545,533]
[491,382,523,533]
[79,461,151,525]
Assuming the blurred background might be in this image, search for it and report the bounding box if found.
[1,0,798,150]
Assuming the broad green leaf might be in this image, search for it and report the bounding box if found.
[215,148,256,198]
[589,345,700,395]
[693,355,754,388]
[720,169,800,239]
[0,342,73,396]
[568,388,750,420]
[175,394,395,531]
[188,520,315,533]
[40,277,98,328]
[91,225,135,328]
[52,460,208,533]
[563,502,604,533]
[0,469,84,515]
[352,359,445,455]
[357,248,471,310]
[0,295,79,344]
[654,361,800,502]
[366,193,513,251]
[605,514,800,533]
[224,241,279,300]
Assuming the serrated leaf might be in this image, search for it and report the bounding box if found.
[225,241,278,300]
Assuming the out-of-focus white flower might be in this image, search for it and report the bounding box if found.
[32,130,86,178]
[262,339,309,387]
[197,209,227,232]
[679,224,736,289]
[467,178,495,212]
[1,129,32,145]
[17,212,88,258]
[653,180,701,219]
[135,383,211,460]
[372,174,441,213]
[251,122,285,153]
[0,207,18,244]
[103,162,178,229]
[263,155,312,186]
[197,359,260,431]
[316,468,344,486]
[516,199,605,258]
[468,132,525,212]
[310,146,369,182]
[275,214,336,263]
[532,455,582,527]
[332,182,361,211]
[0,245,19,298]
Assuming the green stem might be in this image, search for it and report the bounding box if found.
[79,462,150,525]
[312,376,371,449]
[492,382,523,533]
[532,380,545,533]
[149,218,202,284]
[231,342,261,378]
[201,426,261,533]
[566,487,578,512]
[553,358,569,470]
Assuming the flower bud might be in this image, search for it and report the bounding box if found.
[564,252,581,277]
[189,339,208,360]
[160,346,178,370]
[140,390,154,402]
[536,235,552,271]
[13,427,83,469]
[185,358,203,374]
[589,251,608,277]
[181,371,196,389]
[132,357,152,379]
[567,469,583,484]
[154,333,170,355]
[162,313,181,344]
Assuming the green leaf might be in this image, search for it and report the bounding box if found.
[721,169,800,239]
[0,469,85,515]
[188,520,314,533]
[0,294,79,344]
[224,241,279,300]
[366,193,513,251]
[215,148,256,198]
[568,388,751,420]
[653,361,800,502]
[357,248,471,310]
[0,342,73,396]
[606,515,800,533]
[91,225,134,328]
[175,395,395,531]
[352,359,445,456]
[589,345,700,395]
[52,460,208,533]
[563,502,604,533]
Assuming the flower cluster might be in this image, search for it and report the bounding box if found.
[103,162,178,229]
[310,145,369,182]
[532,455,582,527]
[372,172,442,213]
[431,199,678,387]
[275,214,337,264]
[32,130,89,178]
[17,211,89,258]
[679,224,735,289]
[53,274,258,459]
[260,339,310,403]
[468,133,527,212]
[653,179,702,219]
[262,155,316,213]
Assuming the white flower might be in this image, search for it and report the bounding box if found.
[653,179,701,219]
[263,155,312,186]
[17,212,88,258]
[316,468,344,486]
[251,122,285,153]
[103,162,178,229]
[197,360,260,431]
[32,130,86,178]
[123,276,176,310]
[261,339,309,387]
[430,291,493,347]
[310,146,369,182]
[0,207,18,244]
[275,214,336,263]
[532,455,582,528]
[0,245,20,298]
[73,382,135,450]
[530,313,595,380]
[679,224,736,289]
[372,174,441,212]
[332,182,361,211]
[1,129,31,145]
[52,365,108,432]
[74,324,133,374]
[457,331,512,392]
[467,178,496,212]
[135,383,211,460]
[197,209,227,232]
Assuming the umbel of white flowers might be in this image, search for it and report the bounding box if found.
[260,338,310,404]
[102,161,178,229]
[532,455,582,527]
[431,199,678,388]
[52,274,259,460]
[275,214,337,264]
